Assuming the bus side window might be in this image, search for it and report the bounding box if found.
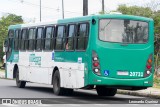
[36,27,43,51]
[18,30,21,50]
[44,27,53,50]
[76,23,89,50]
[25,29,29,50]
[66,24,76,50]
[14,30,20,51]
[29,28,36,50]
[55,26,65,50]
[21,29,27,50]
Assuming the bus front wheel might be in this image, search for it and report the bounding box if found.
[53,70,73,96]
[96,86,117,96]
[16,69,26,88]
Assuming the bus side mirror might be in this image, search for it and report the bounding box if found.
[3,40,8,52]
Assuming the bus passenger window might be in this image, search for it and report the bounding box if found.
[29,28,36,50]
[21,29,27,50]
[55,26,65,50]
[25,30,29,50]
[36,28,43,51]
[76,23,89,50]
[66,25,75,50]
[14,30,20,51]
[44,27,53,50]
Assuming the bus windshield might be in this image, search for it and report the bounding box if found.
[99,19,148,43]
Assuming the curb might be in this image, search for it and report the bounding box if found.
[117,90,160,99]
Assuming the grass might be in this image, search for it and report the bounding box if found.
[0,69,5,72]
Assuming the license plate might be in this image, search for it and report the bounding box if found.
[117,71,129,76]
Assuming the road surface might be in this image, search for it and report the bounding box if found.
[0,79,159,107]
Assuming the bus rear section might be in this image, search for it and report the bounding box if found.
[89,17,154,93]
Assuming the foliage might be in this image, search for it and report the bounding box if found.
[154,76,160,88]
[0,14,23,59]
[116,5,160,41]
[117,5,153,18]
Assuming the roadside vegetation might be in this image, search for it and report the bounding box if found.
[154,76,160,89]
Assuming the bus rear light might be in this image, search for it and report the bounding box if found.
[93,57,98,61]
[94,68,99,73]
[146,70,151,75]
[93,62,99,67]
[92,51,101,75]
[148,59,152,64]
[144,54,153,77]
[146,65,151,69]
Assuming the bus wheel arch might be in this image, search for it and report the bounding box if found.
[51,66,59,85]
[51,67,73,96]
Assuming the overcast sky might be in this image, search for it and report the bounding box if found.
[0,0,159,23]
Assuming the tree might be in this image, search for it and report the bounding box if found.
[117,5,153,18]
[0,14,23,60]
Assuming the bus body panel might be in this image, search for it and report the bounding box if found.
[87,15,154,87]
[5,14,154,90]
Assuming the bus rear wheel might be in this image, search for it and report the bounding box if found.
[53,70,73,96]
[96,86,117,96]
[16,69,26,88]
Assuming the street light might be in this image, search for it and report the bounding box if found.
[62,0,64,19]
[40,0,41,22]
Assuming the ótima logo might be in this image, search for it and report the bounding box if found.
[104,70,109,76]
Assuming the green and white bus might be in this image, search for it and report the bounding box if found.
[4,14,154,96]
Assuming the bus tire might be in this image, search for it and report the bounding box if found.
[96,86,117,96]
[16,69,26,88]
[53,70,65,95]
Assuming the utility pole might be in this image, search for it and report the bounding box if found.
[62,0,64,19]
[83,0,88,16]
[102,0,104,14]
[40,0,41,21]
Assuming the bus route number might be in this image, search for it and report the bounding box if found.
[129,72,143,77]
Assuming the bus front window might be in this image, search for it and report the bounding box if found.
[99,19,148,43]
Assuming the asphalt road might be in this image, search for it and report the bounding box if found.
[0,79,159,107]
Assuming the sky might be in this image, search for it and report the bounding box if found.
[0,0,159,23]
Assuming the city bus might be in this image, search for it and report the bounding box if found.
[4,14,154,96]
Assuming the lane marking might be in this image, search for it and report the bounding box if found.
[67,104,81,106]
[36,104,52,106]
[2,104,19,107]
[93,104,109,106]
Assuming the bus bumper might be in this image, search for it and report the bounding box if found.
[88,72,153,88]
